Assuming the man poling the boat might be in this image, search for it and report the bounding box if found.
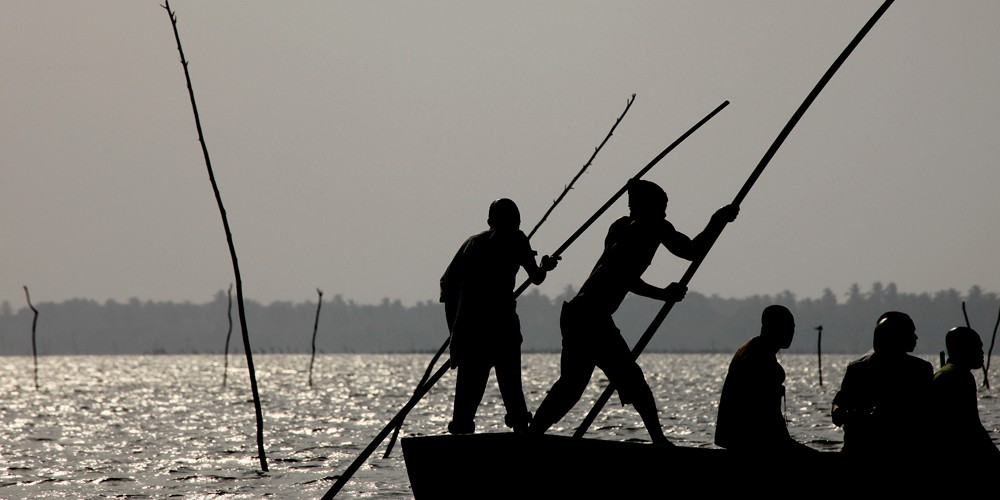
[528,179,738,445]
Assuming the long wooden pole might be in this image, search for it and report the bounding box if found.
[162,0,268,471]
[382,93,639,458]
[322,100,730,498]
[574,0,896,439]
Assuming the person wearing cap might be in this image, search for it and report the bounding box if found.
[440,198,559,435]
[831,311,934,463]
[930,326,1000,464]
[714,304,817,456]
[528,179,738,444]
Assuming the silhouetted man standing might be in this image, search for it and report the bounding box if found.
[528,179,737,444]
[440,198,558,434]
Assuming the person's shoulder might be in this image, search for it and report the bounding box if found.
[906,354,934,370]
[470,229,494,240]
[848,352,875,366]
[489,228,533,253]
[609,215,632,228]
[932,363,960,381]
[742,335,765,352]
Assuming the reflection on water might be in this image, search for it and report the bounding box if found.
[0,353,997,498]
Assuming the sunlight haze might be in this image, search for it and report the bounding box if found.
[3,1,998,310]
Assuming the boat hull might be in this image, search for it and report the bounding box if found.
[400,432,848,498]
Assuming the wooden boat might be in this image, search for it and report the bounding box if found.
[400,432,851,498]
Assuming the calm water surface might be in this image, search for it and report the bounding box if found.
[1,353,997,498]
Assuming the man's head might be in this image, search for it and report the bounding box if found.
[488,198,521,230]
[872,311,917,354]
[761,304,795,350]
[627,179,667,220]
[945,326,985,370]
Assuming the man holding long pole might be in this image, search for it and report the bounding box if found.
[528,179,737,444]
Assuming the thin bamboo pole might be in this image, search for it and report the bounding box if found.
[527,93,636,239]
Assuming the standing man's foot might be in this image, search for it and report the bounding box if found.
[651,434,676,447]
[447,421,475,435]
[505,411,532,434]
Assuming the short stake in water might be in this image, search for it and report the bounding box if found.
[23,286,39,391]
[309,288,323,387]
[222,283,233,389]
[815,325,824,386]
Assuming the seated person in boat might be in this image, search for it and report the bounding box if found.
[930,326,1000,464]
[440,198,558,434]
[831,311,933,462]
[714,304,817,455]
[528,179,737,444]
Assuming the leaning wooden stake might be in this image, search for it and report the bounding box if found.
[967,300,999,389]
[23,286,39,391]
[381,93,640,459]
[984,304,999,389]
[322,99,730,499]
[162,0,268,472]
[222,283,233,388]
[308,288,323,387]
[574,0,896,439]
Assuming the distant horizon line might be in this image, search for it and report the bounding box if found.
[5,282,998,309]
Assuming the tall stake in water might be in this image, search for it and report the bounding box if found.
[162,0,268,472]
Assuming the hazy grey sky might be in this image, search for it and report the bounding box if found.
[3,1,998,311]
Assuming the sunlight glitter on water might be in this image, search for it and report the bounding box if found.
[0,353,997,498]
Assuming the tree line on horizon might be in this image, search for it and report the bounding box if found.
[0,282,997,358]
